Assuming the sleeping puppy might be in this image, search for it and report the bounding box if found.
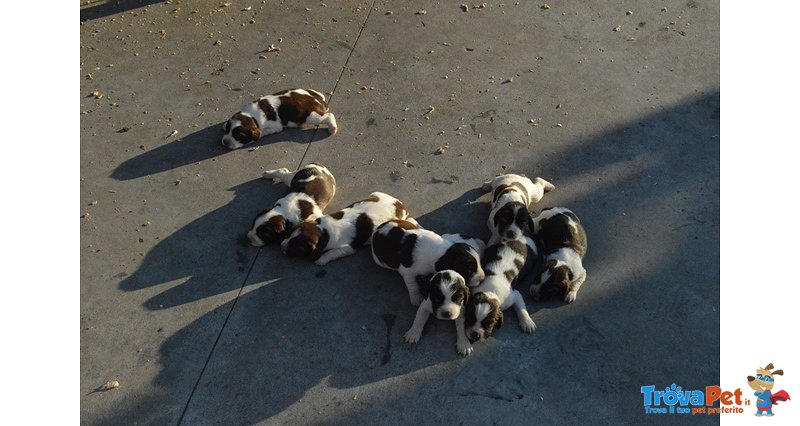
[481,174,555,245]
[529,207,588,303]
[371,219,486,306]
[282,192,414,265]
[247,163,336,246]
[463,235,541,348]
[222,88,338,149]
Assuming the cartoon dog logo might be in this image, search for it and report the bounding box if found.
[747,363,791,416]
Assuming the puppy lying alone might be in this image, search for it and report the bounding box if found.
[481,173,555,245]
[222,88,338,149]
[247,163,336,246]
[529,207,588,303]
[282,192,414,265]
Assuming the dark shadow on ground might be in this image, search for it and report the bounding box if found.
[117,178,279,310]
[111,125,328,181]
[81,0,165,22]
[104,93,720,424]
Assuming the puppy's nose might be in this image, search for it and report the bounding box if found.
[440,311,451,319]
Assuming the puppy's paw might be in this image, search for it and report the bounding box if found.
[262,168,290,183]
[520,316,537,334]
[564,291,577,303]
[409,294,424,307]
[314,258,330,266]
[329,125,338,135]
[457,339,473,357]
[404,328,422,344]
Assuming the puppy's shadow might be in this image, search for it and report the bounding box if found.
[110,124,330,181]
[414,188,492,242]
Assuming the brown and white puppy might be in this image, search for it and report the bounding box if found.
[247,163,336,246]
[222,88,338,149]
[463,235,541,349]
[371,219,486,356]
[371,219,486,305]
[481,174,555,245]
[282,192,414,265]
[529,207,587,303]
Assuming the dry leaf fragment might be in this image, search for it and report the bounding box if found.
[91,91,104,99]
[242,6,252,11]
[95,380,120,392]
[81,213,91,220]
[89,201,98,206]
[461,4,468,12]
[221,2,231,7]
[424,106,436,116]
[167,130,178,138]
[613,25,622,32]
[436,145,449,155]
[416,9,427,15]
[541,4,550,10]
[267,44,280,52]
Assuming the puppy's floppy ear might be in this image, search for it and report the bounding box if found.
[765,363,774,371]
[772,369,784,376]
[251,127,261,140]
[525,212,535,234]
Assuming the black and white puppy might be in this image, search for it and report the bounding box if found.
[247,163,336,247]
[371,219,486,305]
[282,192,414,265]
[371,219,486,356]
[529,207,588,303]
[482,174,555,245]
[464,235,541,347]
[222,88,338,149]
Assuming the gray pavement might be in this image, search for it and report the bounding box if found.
[80,1,720,424]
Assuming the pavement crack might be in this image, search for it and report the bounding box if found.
[297,0,377,168]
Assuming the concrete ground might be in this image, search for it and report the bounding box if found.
[80,0,719,424]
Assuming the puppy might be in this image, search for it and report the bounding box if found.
[481,174,555,245]
[371,219,486,305]
[247,163,336,246]
[282,192,413,265]
[371,219,486,356]
[463,235,541,347]
[529,207,587,303]
[222,88,338,149]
